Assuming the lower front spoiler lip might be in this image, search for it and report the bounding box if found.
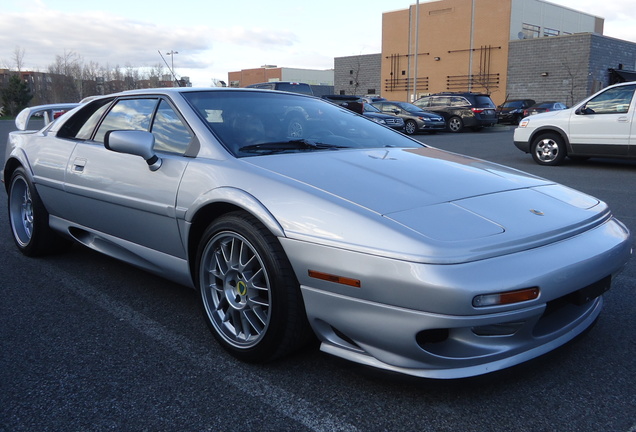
[305,286,604,379]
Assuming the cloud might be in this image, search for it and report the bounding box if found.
[0,9,213,70]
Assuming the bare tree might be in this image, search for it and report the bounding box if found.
[48,50,84,102]
[13,46,26,72]
[561,56,587,106]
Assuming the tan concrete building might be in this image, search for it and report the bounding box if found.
[381,0,603,105]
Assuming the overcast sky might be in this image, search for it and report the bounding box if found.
[1,0,634,87]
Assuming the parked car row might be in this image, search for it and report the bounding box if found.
[322,92,499,134]
[496,99,568,125]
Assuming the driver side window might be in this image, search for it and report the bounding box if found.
[94,98,159,143]
[585,85,636,114]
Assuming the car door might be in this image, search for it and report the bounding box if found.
[568,84,636,157]
[63,97,194,258]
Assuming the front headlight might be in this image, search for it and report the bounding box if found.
[518,118,529,128]
[372,118,386,125]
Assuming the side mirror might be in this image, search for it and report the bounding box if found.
[104,130,162,171]
[575,105,594,115]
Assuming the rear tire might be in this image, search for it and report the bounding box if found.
[196,211,311,362]
[8,167,71,256]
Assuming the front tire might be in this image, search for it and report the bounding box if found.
[404,120,417,135]
[531,133,566,166]
[196,212,311,362]
[447,116,463,133]
[8,167,71,256]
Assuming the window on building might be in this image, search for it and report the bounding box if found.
[367,89,376,95]
[350,70,353,75]
[522,23,540,39]
[544,28,559,37]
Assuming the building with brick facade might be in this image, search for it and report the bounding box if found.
[228,65,334,95]
[379,0,621,105]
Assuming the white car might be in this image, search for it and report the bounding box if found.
[514,81,636,165]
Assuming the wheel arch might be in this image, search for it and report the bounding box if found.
[2,148,35,191]
[529,126,571,152]
[3,155,31,193]
[185,188,286,284]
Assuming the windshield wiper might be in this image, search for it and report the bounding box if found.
[239,139,346,154]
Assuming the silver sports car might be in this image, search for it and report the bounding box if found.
[3,88,631,379]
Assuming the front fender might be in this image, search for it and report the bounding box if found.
[529,126,571,150]
[184,186,285,238]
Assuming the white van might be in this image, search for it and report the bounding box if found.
[513,81,636,165]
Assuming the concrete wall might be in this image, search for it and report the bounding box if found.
[334,54,382,96]
[507,34,636,106]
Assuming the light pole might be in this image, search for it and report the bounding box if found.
[166,50,179,86]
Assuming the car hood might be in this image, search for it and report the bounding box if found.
[524,108,572,122]
[243,147,608,263]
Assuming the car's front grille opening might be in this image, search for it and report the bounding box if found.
[472,321,525,336]
[533,276,610,337]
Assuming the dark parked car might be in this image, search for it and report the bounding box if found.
[496,99,536,125]
[523,101,568,117]
[362,103,405,130]
[321,95,404,130]
[370,101,445,135]
[414,92,497,132]
[361,96,387,103]
[321,94,364,113]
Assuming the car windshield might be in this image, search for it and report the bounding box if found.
[183,91,423,157]
[363,104,381,113]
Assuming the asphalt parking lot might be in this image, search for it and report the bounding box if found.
[0,120,634,432]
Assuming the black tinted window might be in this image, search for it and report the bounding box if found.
[474,95,495,108]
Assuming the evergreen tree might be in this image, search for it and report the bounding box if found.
[1,74,33,116]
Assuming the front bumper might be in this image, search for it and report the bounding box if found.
[420,120,446,131]
[281,217,631,378]
[514,140,531,153]
[305,286,603,379]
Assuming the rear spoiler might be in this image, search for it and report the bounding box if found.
[15,103,80,131]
